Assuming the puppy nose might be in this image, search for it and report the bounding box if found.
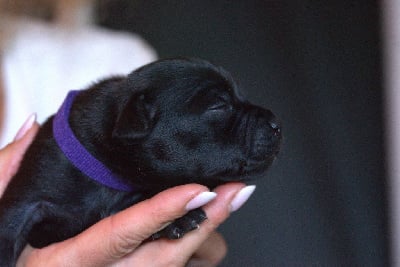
[249,108,282,161]
[261,109,281,136]
[268,114,281,136]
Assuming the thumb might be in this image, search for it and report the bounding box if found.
[0,114,39,195]
[29,184,215,267]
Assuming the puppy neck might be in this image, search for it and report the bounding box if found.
[53,90,136,192]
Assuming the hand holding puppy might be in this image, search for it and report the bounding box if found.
[1,116,254,267]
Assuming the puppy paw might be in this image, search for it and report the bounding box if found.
[151,208,207,240]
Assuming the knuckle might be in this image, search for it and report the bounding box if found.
[205,209,230,232]
[106,216,144,259]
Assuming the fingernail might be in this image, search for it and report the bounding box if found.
[186,191,217,211]
[14,113,37,141]
[230,185,256,212]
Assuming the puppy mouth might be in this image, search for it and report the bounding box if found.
[217,150,279,183]
[242,107,281,157]
[221,107,282,181]
[248,128,281,160]
[234,156,277,179]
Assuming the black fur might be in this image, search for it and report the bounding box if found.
[0,58,281,265]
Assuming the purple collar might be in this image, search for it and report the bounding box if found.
[53,90,135,192]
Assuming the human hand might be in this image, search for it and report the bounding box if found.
[18,182,256,267]
[0,115,256,267]
[0,114,39,195]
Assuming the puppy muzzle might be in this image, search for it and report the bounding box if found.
[236,105,282,163]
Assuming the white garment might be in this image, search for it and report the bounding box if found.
[1,16,157,146]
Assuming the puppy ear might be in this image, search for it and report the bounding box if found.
[112,93,157,142]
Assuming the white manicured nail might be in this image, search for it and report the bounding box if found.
[14,113,37,141]
[186,191,217,211]
[230,185,256,212]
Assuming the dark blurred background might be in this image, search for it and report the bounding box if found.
[96,1,387,266]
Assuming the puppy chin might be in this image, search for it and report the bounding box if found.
[215,156,277,184]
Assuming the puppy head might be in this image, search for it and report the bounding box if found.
[112,58,281,188]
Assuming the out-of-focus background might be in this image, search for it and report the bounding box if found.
[0,1,391,266]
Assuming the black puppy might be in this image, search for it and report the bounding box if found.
[0,58,281,265]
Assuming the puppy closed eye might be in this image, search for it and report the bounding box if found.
[188,88,233,115]
[207,96,232,112]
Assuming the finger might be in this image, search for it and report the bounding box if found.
[175,183,255,266]
[188,231,227,267]
[0,114,39,195]
[118,183,248,267]
[21,184,214,267]
[13,113,38,142]
[102,231,226,267]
